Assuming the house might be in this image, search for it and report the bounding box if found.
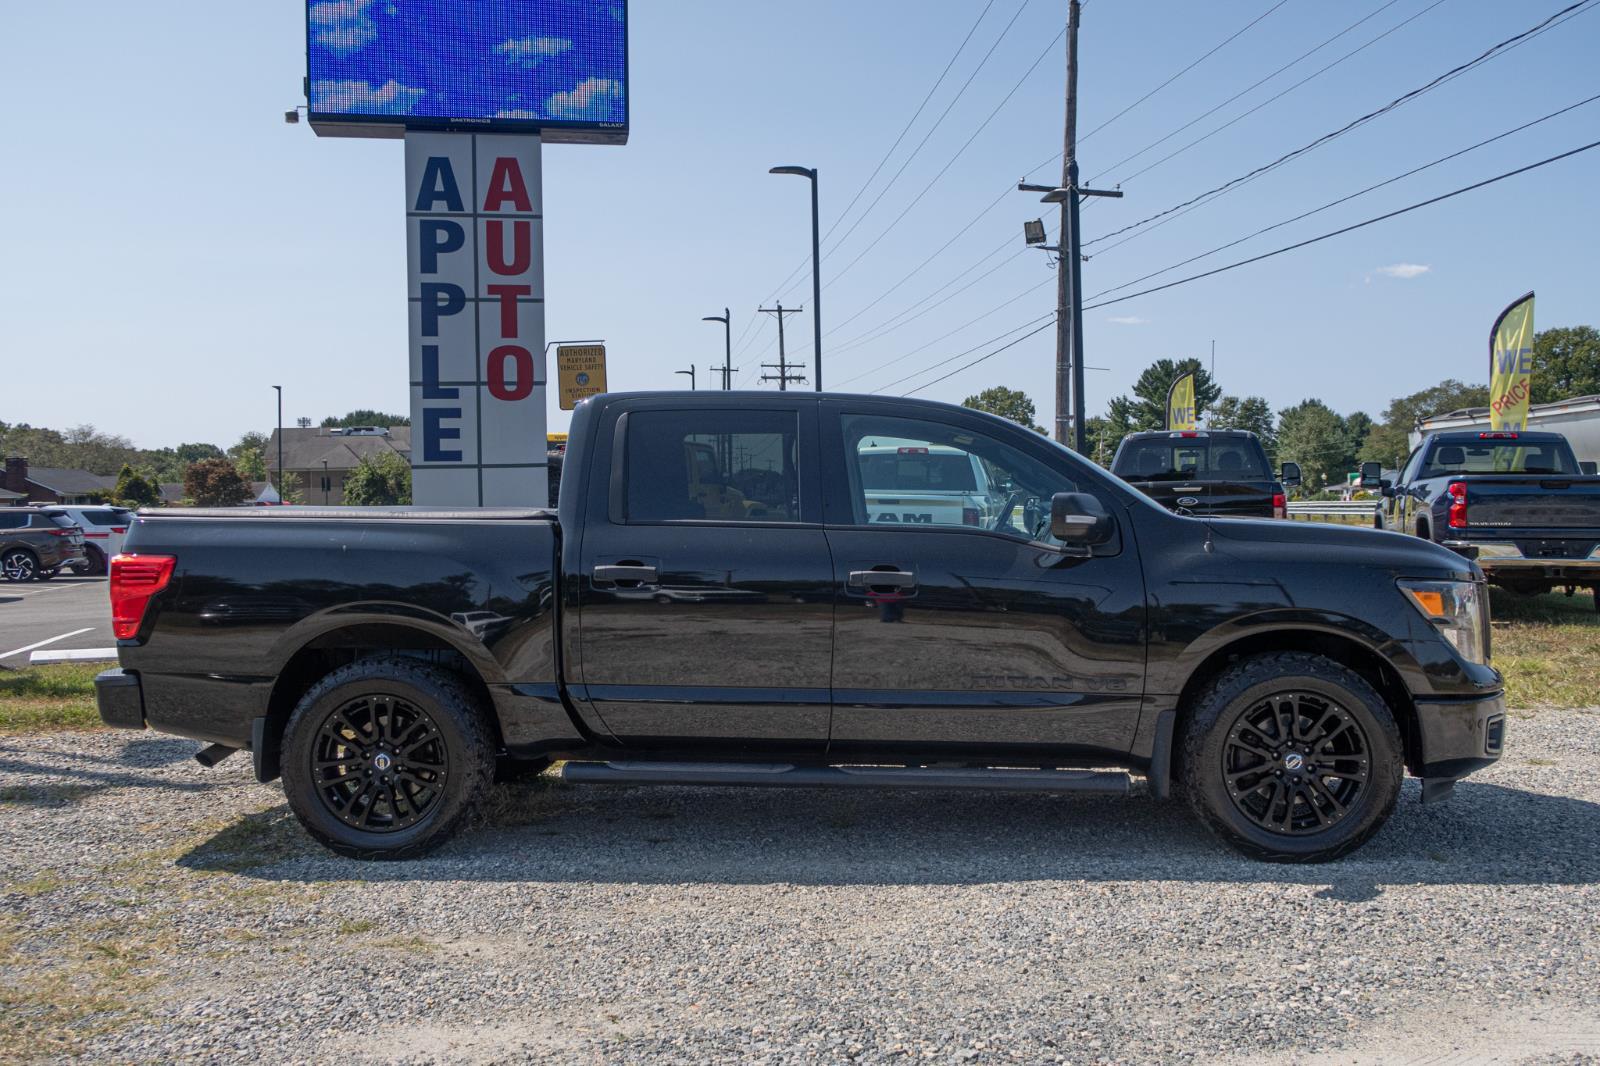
[2,456,118,504]
[264,426,411,505]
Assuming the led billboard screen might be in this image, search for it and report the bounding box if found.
[307,0,628,143]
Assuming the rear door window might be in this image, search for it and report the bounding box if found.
[623,409,801,523]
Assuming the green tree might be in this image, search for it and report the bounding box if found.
[322,410,409,429]
[1534,325,1600,401]
[1130,358,1221,429]
[1361,378,1489,468]
[183,458,251,507]
[343,452,413,506]
[1209,395,1276,456]
[1086,395,1138,467]
[961,386,1047,433]
[111,464,161,509]
[1277,400,1354,492]
[228,432,269,481]
[0,422,139,475]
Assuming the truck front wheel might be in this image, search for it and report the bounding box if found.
[1180,652,1404,863]
[280,657,496,860]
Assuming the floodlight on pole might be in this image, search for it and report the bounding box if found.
[1023,219,1048,246]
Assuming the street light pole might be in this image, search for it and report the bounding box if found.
[271,385,283,501]
[702,309,734,389]
[675,366,696,390]
[769,166,821,391]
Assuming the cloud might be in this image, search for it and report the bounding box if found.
[311,79,426,115]
[1106,315,1147,325]
[1374,263,1430,279]
[545,77,623,120]
[309,0,377,52]
[495,36,573,68]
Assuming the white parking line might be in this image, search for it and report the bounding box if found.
[0,627,96,662]
[2,581,102,598]
[30,647,118,665]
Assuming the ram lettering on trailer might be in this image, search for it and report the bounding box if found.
[405,133,548,506]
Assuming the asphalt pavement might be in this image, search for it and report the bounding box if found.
[0,575,113,665]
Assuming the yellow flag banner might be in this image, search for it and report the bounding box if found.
[1489,292,1535,431]
[1166,372,1197,430]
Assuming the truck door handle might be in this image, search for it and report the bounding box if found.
[848,569,916,590]
[593,564,659,587]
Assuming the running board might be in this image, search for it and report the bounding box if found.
[559,761,1130,794]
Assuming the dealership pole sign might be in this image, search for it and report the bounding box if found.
[304,1,627,505]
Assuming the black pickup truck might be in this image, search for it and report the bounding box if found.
[1110,429,1298,519]
[98,392,1506,863]
[1381,430,1600,603]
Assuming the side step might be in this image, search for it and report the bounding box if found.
[559,761,1129,794]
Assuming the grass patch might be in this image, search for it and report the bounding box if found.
[1489,587,1600,710]
[0,664,103,735]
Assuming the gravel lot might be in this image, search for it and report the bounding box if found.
[3,710,1600,1064]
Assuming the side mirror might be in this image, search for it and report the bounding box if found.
[1379,479,1395,498]
[1279,461,1302,487]
[1582,461,1598,477]
[1050,492,1113,545]
[1359,461,1384,489]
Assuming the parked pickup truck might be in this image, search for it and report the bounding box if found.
[1381,429,1600,604]
[98,392,1506,863]
[1110,429,1298,519]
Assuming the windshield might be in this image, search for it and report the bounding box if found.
[1421,440,1578,478]
[1112,438,1269,481]
[858,450,979,493]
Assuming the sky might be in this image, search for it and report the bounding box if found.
[2,0,1597,450]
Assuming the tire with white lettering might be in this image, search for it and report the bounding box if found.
[1180,652,1403,863]
[280,657,496,860]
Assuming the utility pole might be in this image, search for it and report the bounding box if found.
[758,302,806,390]
[1016,0,1121,454]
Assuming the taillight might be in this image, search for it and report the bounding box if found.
[1272,492,1286,520]
[1447,481,1469,529]
[111,527,127,534]
[110,555,176,640]
[45,528,71,537]
[962,507,981,526]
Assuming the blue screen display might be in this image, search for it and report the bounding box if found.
[307,1,627,140]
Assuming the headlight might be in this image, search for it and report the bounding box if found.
[1398,579,1489,665]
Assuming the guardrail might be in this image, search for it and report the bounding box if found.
[1287,500,1382,526]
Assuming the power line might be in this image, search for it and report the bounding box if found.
[759,0,1004,304]
[1084,91,1600,302]
[837,278,1056,389]
[1084,0,1596,249]
[795,0,1037,286]
[1080,138,1600,312]
[901,318,1059,396]
[874,312,1057,394]
[1085,0,1416,185]
[829,240,1025,357]
[1077,0,1294,146]
[817,24,1067,296]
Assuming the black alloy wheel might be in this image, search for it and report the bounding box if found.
[1180,651,1403,863]
[311,694,450,833]
[280,657,496,859]
[2,549,38,582]
[1220,691,1369,836]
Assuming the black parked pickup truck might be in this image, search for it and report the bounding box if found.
[1110,429,1299,519]
[1381,430,1600,604]
[98,393,1507,863]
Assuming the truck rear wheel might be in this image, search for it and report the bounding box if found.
[280,657,496,860]
[1180,652,1403,863]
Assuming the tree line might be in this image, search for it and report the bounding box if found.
[962,325,1600,493]
[0,409,409,507]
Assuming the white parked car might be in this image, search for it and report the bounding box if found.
[856,441,999,529]
[41,505,133,576]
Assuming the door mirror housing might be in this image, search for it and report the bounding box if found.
[1379,479,1395,498]
[1050,492,1113,545]
[1279,461,1301,487]
[1582,461,1598,477]
[1358,461,1383,489]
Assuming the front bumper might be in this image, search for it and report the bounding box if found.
[95,668,145,730]
[1413,690,1506,799]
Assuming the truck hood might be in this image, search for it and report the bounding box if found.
[1200,515,1479,581]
